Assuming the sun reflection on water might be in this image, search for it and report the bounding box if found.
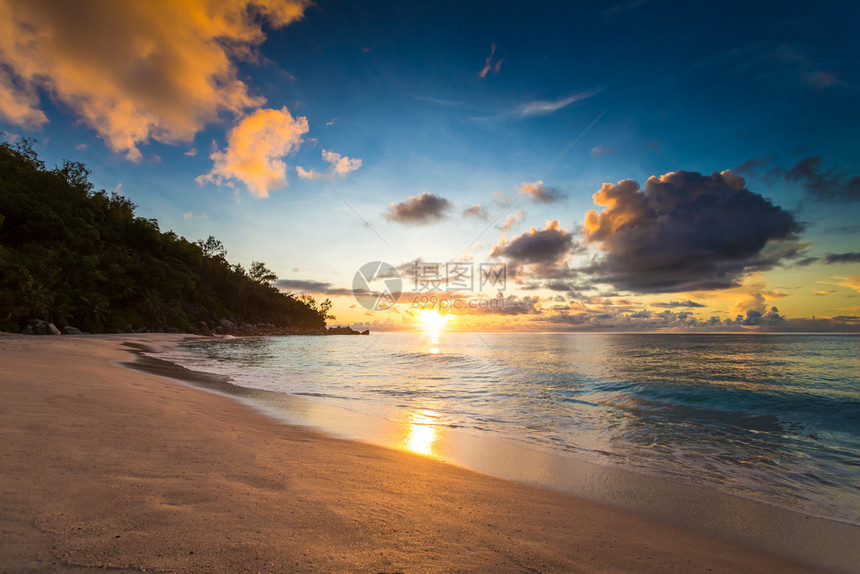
[401,410,440,456]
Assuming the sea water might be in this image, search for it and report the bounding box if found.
[157,332,860,527]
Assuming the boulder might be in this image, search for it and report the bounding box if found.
[62,326,84,335]
[24,319,61,335]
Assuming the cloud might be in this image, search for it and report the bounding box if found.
[518,180,565,204]
[492,220,576,265]
[275,279,353,297]
[385,192,452,225]
[731,290,767,316]
[797,252,860,265]
[478,44,503,78]
[837,274,860,294]
[184,148,197,157]
[734,156,773,176]
[0,67,48,128]
[463,204,490,220]
[823,252,860,264]
[296,149,361,181]
[467,294,541,315]
[321,149,362,176]
[591,146,615,157]
[517,89,600,117]
[183,212,209,220]
[770,156,860,202]
[296,166,322,180]
[0,0,309,160]
[732,307,784,327]
[74,143,87,151]
[651,300,706,308]
[583,170,802,293]
[496,209,525,233]
[197,107,308,198]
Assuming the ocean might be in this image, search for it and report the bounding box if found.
[157,332,860,528]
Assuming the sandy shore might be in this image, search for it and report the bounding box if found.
[0,334,832,573]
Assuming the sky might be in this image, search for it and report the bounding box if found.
[1,0,859,332]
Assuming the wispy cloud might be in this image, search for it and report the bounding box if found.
[183,212,209,220]
[478,44,503,78]
[517,89,601,118]
[591,146,615,157]
[495,209,525,233]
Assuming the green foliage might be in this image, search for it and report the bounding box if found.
[300,294,336,322]
[0,138,328,333]
[249,261,277,284]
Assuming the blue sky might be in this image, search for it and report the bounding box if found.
[2,0,859,330]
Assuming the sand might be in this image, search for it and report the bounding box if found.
[0,334,832,573]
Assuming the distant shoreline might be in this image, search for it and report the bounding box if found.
[0,334,848,573]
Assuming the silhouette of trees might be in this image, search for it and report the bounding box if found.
[0,137,329,333]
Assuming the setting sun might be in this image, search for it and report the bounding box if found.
[417,310,450,331]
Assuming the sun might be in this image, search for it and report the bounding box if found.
[417,310,449,331]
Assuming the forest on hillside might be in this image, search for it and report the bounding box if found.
[0,138,333,334]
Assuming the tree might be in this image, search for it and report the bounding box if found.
[196,235,226,259]
[249,261,277,283]
[0,138,332,332]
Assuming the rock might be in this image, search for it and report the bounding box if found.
[360,329,370,335]
[326,325,363,335]
[62,326,84,335]
[24,319,61,335]
[219,318,235,330]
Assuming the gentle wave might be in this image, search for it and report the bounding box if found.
[158,332,860,525]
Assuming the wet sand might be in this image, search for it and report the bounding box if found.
[0,334,836,572]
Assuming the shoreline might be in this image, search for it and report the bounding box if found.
[0,334,850,572]
[134,335,860,571]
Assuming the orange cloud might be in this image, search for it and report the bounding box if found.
[496,209,525,233]
[197,107,309,198]
[0,0,309,160]
[837,274,860,294]
[0,68,47,128]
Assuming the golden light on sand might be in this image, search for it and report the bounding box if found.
[403,410,439,456]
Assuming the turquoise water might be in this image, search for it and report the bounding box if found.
[160,332,860,525]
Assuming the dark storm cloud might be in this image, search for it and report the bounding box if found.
[823,252,860,264]
[582,170,802,293]
[491,220,575,265]
[769,156,860,202]
[385,192,452,224]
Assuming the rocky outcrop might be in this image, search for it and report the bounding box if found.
[22,319,61,336]
[325,325,369,336]
[62,326,84,335]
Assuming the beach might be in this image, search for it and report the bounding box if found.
[0,334,835,573]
